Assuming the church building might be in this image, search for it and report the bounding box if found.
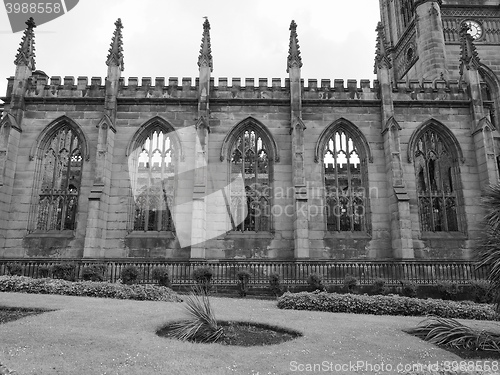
[0,0,499,262]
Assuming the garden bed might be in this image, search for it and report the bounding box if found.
[0,276,182,302]
[0,305,49,325]
[277,291,499,320]
[157,320,301,346]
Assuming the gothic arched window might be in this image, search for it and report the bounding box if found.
[34,125,83,231]
[413,128,461,232]
[229,126,272,232]
[131,129,176,232]
[323,130,366,232]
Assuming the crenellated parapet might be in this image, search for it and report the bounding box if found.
[6,75,485,102]
[391,79,470,101]
[302,79,379,100]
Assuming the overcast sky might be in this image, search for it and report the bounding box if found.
[0,0,381,98]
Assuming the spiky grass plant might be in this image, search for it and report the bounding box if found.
[408,316,500,352]
[168,285,224,343]
[477,184,500,312]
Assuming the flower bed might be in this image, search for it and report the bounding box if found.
[0,276,182,302]
[277,291,499,321]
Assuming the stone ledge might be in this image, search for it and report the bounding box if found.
[419,231,468,240]
[224,232,274,240]
[125,231,175,239]
[324,231,372,240]
[25,230,75,239]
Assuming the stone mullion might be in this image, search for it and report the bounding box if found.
[333,137,340,232]
[345,134,354,232]
[158,138,166,232]
[436,154,451,232]
[59,137,74,230]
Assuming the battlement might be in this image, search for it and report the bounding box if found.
[6,75,479,102]
[390,79,471,100]
[12,75,382,100]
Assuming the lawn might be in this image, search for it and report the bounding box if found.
[0,292,499,375]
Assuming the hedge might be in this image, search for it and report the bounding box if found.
[0,276,182,302]
[277,291,499,321]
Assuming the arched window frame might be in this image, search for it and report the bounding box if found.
[315,118,372,234]
[28,116,88,233]
[408,119,466,234]
[126,116,182,234]
[221,117,277,233]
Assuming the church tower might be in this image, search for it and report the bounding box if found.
[379,0,500,83]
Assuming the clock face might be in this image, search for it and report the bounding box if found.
[464,20,483,40]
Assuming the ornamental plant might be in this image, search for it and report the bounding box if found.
[51,263,76,281]
[408,316,500,352]
[0,275,182,302]
[277,291,498,321]
[400,280,418,298]
[152,267,171,287]
[469,280,494,304]
[343,275,358,293]
[37,265,50,278]
[120,265,140,285]
[81,264,107,282]
[436,280,460,300]
[236,269,251,297]
[371,278,389,295]
[307,273,326,292]
[192,266,213,294]
[167,285,223,343]
[476,183,500,312]
[5,263,23,276]
[268,272,282,297]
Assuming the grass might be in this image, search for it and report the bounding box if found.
[1,292,500,375]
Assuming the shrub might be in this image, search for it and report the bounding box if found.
[120,265,140,285]
[192,266,213,293]
[277,291,499,321]
[167,285,223,343]
[268,272,282,297]
[307,273,326,292]
[37,266,50,278]
[470,280,494,304]
[408,316,500,352]
[152,267,171,287]
[81,264,107,282]
[371,278,389,295]
[236,269,251,297]
[400,280,418,298]
[343,275,358,293]
[5,263,23,276]
[436,280,460,300]
[51,263,76,281]
[0,275,182,302]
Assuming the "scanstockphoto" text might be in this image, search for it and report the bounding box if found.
[289,360,499,373]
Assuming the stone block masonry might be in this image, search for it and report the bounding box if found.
[0,5,499,261]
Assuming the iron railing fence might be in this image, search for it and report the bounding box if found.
[0,259,489,286]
